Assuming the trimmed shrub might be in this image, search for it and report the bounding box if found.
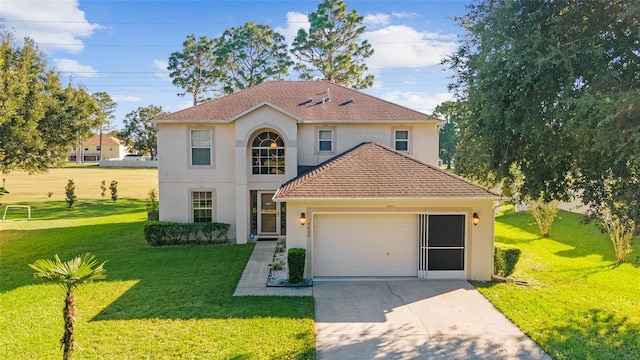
[65,180,76,210]
[287,248,306,284]
[109,180,118,201]
[494,245,521,277]
[144,222,230,246]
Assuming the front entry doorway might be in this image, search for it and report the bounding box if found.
[258,191,278,236]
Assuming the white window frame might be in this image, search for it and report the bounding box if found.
[393,128,411,153]
[188,128,214,168]
[251,131,285,175]
[315,127,336,155]
[191,190,215,223]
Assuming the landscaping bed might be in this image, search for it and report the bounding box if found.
[267,239,313,287]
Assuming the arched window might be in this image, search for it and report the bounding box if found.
[252,131,285,175]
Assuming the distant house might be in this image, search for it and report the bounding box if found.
[153,80,501,281]
[68,135,126,162]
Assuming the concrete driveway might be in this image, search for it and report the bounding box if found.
[314,280,551,360]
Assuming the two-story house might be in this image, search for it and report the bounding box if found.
[68,135,126,162]
[154,80,500,280]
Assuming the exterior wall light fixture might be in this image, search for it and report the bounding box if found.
[473,212,480,226]
[299,212,307,226]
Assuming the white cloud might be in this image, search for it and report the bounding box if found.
[3,0,100,53]
[391,11,421,19]
[112,95,141,103]
[53,58,98,77]
[153,59,170,80]
[275,11,310,44]
[364,13,390,26]
[362,25,458,69]
[380,90,453,114]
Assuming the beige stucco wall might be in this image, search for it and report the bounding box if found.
[158,123,239,239]
[98,144,126,160]
[282,198,496,281]
[233,107,299,243]
[296,123,439,166]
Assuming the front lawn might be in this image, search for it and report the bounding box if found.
[476,209,640,359]
[0,199,315,359]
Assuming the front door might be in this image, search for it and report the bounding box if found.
[258,191,278,235]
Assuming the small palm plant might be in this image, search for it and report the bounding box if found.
[29,253,107,360]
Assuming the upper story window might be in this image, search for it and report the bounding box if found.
[252,131,285,175]
[318,129,333,152]
[394,130,409,152]
[190,129,212,166]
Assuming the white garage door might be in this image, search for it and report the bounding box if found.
[313,214,419,277]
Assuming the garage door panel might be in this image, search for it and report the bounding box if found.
[313,214,418,277]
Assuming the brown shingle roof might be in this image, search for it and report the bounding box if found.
[154,80,441,123]
[274,142,501,200]
[84,135,122,146]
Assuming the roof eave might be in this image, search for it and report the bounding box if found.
[153,119,227,124]
[299,119,443,124]
[273,196,504,202]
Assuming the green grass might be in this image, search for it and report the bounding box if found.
[0,199,315,359]
[474,209,640,360]
[1,167,159,204]
[7,167,639,358]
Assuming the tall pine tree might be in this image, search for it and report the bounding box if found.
[291,0,374,89]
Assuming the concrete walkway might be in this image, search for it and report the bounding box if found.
[233,241,312,296]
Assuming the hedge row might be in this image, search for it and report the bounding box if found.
[144,221,230,246]
[494,245,521,277]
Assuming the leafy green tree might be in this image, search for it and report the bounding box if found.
[118,105,164,160]
[0,28,99,174]
[29,253,107,360]
[168,35,220,105]
[291,0,374,89]
[216,22,292,94]
[91,92,117,161]
[433,101,462,170]
[445,0,639,261]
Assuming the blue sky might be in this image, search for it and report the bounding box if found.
[3,0,469,129]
